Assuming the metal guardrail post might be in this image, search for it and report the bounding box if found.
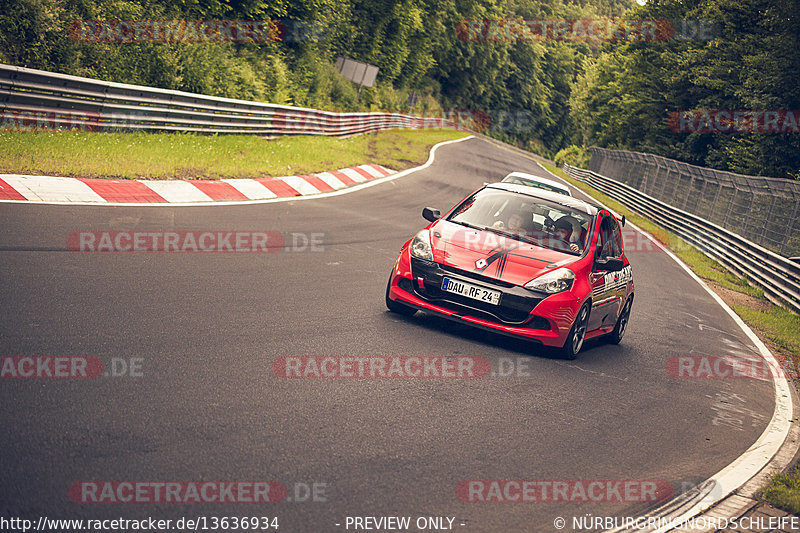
[696,171,710,218]
[761,195,777,247]
[786,201,800,256]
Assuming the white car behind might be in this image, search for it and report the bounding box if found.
[502,171,572,197]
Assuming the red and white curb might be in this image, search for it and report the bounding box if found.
[0,164,395,204]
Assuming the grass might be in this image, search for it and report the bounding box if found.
[540,161,800,514]
[732,305,800,358]
[0,128,469,180]
[760,464,800,514]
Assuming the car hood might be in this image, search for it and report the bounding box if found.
[430,220,576,286]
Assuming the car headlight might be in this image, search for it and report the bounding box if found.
[525,267,575,294]
[410,229,434,261]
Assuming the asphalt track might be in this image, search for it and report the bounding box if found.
[0,137,778,532]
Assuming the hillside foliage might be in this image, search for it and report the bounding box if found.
[1,0,797,178]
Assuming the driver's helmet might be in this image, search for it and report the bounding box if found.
[554,216,579,240]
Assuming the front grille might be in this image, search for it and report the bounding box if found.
[408,257,548,328]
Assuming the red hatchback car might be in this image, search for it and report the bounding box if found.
[386,182,634,359]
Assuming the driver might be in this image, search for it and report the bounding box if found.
[507,212,524,231]
[553,216,581,253]
[493,211,525,231]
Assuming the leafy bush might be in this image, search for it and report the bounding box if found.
[554,145,590,168]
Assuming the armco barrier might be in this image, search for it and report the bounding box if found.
[0,64,459,135]
[562,164,800,314]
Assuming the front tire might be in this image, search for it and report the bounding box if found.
[561,303,590,360]
[385,276,416,316]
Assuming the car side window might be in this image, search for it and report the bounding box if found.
[596,217,609,259]
[608,217,623,258]
[596,216,622,260]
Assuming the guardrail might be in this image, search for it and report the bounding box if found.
[588,147,800,258]
[0,63,458,135]
[562,164,800,314]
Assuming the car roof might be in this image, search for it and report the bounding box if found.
[485,182,599,216]
[502,172,572,195]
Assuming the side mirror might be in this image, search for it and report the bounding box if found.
[596,257,625,272]
[422,207,441,222]
[621,215,626,227]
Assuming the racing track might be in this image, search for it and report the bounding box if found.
[0,137,783,531]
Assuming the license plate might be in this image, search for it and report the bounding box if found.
[441,277,501,305]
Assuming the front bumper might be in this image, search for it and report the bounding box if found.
[388,250,582,347]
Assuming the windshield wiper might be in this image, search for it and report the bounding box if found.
[482,227,539,246]
[451,220,542,247]
[450,220,486,232]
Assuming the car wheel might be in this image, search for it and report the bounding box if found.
[561,303,590,360]
[608,294,633,345]
[385,276,417,316]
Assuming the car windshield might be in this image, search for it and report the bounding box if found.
[448,188,592,255]
[504,177,568,195]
